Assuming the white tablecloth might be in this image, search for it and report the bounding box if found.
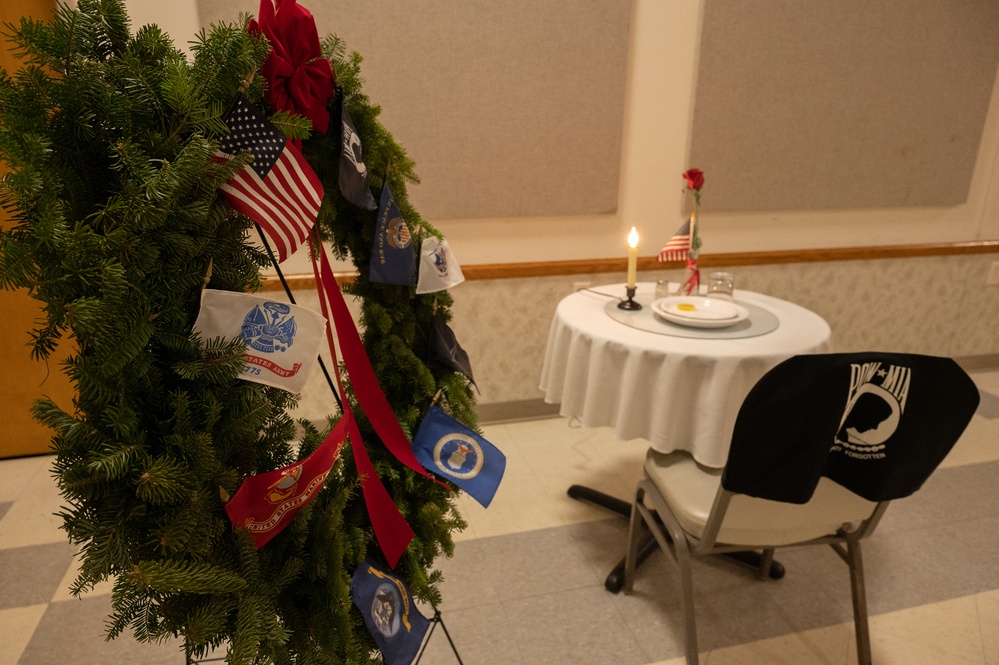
[539,282,833,468]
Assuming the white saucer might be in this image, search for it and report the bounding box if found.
[652,296,750,329]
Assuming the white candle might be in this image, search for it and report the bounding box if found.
[626,227,639,289]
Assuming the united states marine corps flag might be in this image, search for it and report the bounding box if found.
[412,406,505,508]
[225,414,350,548]
[351,559,431,665]
[370,182,416,285]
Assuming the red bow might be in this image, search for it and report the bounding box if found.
[250,0,335,134]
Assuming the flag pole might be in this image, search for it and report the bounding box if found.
[433,610,465,665]
[413,609,465,665]
[254,223,343,412]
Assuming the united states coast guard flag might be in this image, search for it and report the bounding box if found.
[214,94,324,263]
[412,406,505,507]
[192,290,325,394]
[370,182,416,285]
[351,559,430,665]
[416,236,464,294]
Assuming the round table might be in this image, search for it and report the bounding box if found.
[539,282,832,468]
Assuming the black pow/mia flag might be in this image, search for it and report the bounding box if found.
[338,92,377,211]
[722,352,980,503]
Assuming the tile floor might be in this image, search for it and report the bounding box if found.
[2,369,998,665]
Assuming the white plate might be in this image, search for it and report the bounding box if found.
[654,296,739,320]
[651,297,750,329]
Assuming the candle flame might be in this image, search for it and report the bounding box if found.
[627,227,639,248]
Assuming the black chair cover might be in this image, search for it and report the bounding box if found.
[722,353,981,503]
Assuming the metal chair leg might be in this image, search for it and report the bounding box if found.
[758,548,775,580]
[623,484,647,593]
[846,541,872,665]
[641,491,701,665]
[673,536,700,665]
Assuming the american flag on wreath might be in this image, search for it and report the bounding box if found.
[214,94,324,263]
[658,217,692,262]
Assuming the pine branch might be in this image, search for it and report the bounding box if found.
[135,456,196,505]
[1,1,476,660]
[130,559,247,595]
[268,109,312,139]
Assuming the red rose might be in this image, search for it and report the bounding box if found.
[249,0,335,134]
[683,168,704,191]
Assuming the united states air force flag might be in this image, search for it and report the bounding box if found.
[192,290,325,394]
[370,183,416,285]
[351,559,430,665]
[412,406,506,507]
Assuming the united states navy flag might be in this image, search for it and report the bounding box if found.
[370,183,416,285]
[339,95,378,211]
[412,406,505,507]
[351,559,430,665]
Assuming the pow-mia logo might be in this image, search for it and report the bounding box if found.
[385,216,412,250]
[833,361,911,460]
[433,433,484,480]
[240,302,297,353]
[343,123,367,179]
[371,581,404,637]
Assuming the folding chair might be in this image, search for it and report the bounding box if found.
[623,352,981,665]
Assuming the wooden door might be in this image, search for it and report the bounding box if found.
[0,0,73,459]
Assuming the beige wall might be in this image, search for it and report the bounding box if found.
[95,1,999,422]
[124,0,200,55]
[132,0,999,267]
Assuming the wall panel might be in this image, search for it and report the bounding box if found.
[690,0,999,212]
[197,0,633,220]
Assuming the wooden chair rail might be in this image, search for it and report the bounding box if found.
[261,240,999,291]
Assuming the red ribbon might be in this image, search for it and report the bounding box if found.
[343,406,414,568]
[682,258,700,296]
[309,234,442,567]
[314,243,436,482]
[250,0,335,135]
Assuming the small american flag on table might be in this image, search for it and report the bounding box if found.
[658,217,692,262]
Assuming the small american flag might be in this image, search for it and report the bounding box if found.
[658,218,692,262]
[215,94,324,263]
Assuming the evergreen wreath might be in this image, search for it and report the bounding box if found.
[0,0,474,662]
